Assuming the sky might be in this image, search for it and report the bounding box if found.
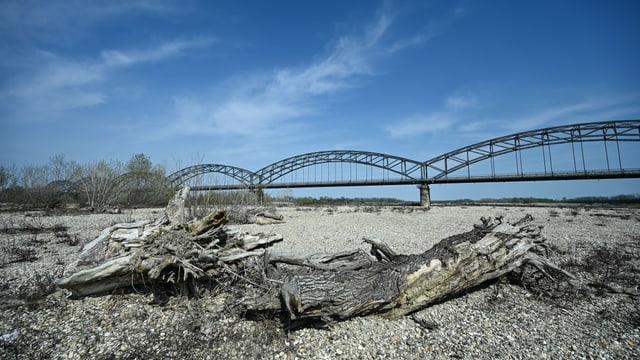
[1,0,639,201]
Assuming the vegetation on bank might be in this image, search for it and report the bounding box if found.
[0,154,169,210]
[284,196,412,206]
[191,193,640,207]
[440,194,640,206]
[1,154,638,210]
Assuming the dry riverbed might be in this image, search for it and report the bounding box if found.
[1,204,639,359]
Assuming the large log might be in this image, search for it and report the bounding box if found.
[242,216,573,322]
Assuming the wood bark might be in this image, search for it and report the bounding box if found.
[56,188,283,297]
[57,187,572,325]
[242,216,573,322]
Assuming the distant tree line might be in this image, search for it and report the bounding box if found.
[284,196,413,206]
[0,154,170,210]
[2,155,637,210]
[270,194,640,207]
[439,195,640,206]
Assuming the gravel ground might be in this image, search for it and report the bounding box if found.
[1,204,639,359]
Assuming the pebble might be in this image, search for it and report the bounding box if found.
[1,206,639,359]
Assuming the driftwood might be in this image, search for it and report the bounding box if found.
[56,188,283,297]
[242,215,574,322]
[57,187,573,326]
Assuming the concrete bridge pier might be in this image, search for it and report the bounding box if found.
[255,188,264,205]
[249,187,264,205]
[419,184,431,209]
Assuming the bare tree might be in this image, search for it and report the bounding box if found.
[76,160,125,209]
[0,165,19,203]
[18,165,49,189]
[48,154,81,183]
[3,154,167,208]
[0,165,17,191]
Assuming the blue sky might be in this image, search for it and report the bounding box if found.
[1,0,639,201]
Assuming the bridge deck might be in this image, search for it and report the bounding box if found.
[168,120,640,192]
[189,168,640,191]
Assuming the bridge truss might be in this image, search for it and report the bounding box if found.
[166,164,260,188]
[424,120,640,183]
[255,150,425,187]
[167,120,640,193]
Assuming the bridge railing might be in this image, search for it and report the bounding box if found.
[423,120,640,180]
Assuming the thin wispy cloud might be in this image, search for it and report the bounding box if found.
[266,17,388,98]
[0,0,194,120]
[10,55,103,96]
[384,94,476,138]
[385,92,640,140]
[4,55,107,112]
[385,112,455,138]
[165,14,426,138]
[101,38,212,67]
[387,34,430,54]
[505,93,640,132]
[445,94,477,111]
[170,96,306,137]
[1,39,212,117]
[0,0,172,37]
[385,4,464,54]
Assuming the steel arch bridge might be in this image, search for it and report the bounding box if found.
[167,120,640,203]
[255,150,425,186]
[423,120,640,183]
[166,164,261,187]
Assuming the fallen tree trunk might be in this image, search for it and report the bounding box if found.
[57,187,572,326]
[242,216,573,322]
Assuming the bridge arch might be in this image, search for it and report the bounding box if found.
[423,120,640,181]
[166,164,260,187]
[167,120,640,206]
[255,150,425,185]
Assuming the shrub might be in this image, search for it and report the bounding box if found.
[8,246,37,263]
[16,269,62,302]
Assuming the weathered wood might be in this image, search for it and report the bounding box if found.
[56,224,285,296]
[56,187,283,297]
[266,249,374,271]
[165,186,190,224]
[56,186,573,327]
[256,211,284,221]
[242,216,573,322]
[188,210,227,236]
[236,232,284,250]
[56,255,140,296]
[363,236,398,261]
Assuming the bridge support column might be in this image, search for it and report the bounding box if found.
[419,184,431,209]
[256,188,264,205]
